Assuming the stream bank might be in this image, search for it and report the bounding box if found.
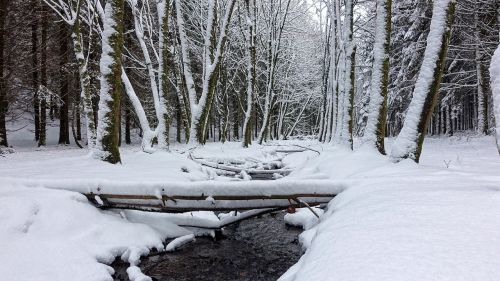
[113,211,302,281]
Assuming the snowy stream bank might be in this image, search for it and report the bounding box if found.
[112,212,304,281]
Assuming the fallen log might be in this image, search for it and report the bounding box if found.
[85,192,335,212]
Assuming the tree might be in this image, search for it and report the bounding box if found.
[363,0,391,154]
[242,0,257,147]
[93,0,125,163]
[38,2,48,147]
[58,22,70,145]
[175,0,237,145]
[32,0,40,142]
[337,0,356,149]
[44,0,98,148]
[0,0,8,148]
[391,0,456,162]
[157,0,171,150]
[257,0,292,144]
[489,3,500,154]
[491,51,500,153]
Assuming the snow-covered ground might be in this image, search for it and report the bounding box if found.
[281,135,500,281]
[1,135,500,281]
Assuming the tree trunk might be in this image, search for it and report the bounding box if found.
[72,3,97,148]
[0,0,8,147]
[489,3,500,154]
[242,0,256,147]
[38,2,48,147]
[124,98,131,145]
[340,0,355,150]
[363,0,391,154]
[32,0,40,142]
[59,23,70,145]
[157,0,171,150]
[93,0,124,164]
[391,0,456,162]
[75,73,82,141]
[475,2,488,134]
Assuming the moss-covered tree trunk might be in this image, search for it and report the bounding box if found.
[194,0,236,145]
[363,0,391,154]
[391,0,456,163]
[341,0,355,150]
[94,0,124,164]
[409,1,455,162]
[157,0,171,149]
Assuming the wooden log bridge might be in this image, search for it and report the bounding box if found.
[82,180,342,213]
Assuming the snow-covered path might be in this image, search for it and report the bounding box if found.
[281,136,500,281]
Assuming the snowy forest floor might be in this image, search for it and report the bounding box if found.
[1,135,500,281]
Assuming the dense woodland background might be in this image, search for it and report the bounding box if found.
[0,0,498,157]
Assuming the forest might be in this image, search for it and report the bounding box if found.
[0,0,498,162]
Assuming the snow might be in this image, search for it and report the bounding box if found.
[280,135,500,281]
[0,184,180,281]
[0,146,207,185]
[2,134,500,281]
[284,207,324,230]
[165,234,195,252]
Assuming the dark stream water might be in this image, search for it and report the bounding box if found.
[113,212,303,281]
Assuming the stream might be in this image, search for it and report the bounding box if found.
[112,211,303,281]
